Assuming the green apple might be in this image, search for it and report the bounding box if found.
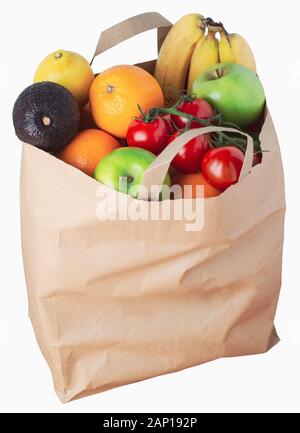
[94,147,171,199]
[191,63,266,129]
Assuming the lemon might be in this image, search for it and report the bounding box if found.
[34,50,94,107]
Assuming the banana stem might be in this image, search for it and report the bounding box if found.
[204,18,231,38]
[204,18,225,32]
[207,30,217,39]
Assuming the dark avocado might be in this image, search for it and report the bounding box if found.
[13,81,80,152]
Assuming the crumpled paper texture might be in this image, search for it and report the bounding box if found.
[20,111,285,402]
[20,12,286,403]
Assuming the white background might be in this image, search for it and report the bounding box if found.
[1,0,300,413]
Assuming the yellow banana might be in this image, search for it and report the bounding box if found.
[219,31,257,72]
[188,31,219,93]
[154,14,205,106]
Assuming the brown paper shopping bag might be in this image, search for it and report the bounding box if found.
[20,12,286,403]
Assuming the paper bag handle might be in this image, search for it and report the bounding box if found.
[90,12,172,65]
[140,126,254,201]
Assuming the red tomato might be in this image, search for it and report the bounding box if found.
[201,146,245,191]
[127,116,171,155]
[171,98,214,129]
[167,130,210,174]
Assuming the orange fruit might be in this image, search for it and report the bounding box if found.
[58,129,120,176]
[89,65,164,139]
[172,172,221,199]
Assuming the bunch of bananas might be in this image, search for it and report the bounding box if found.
[155,14,257,106]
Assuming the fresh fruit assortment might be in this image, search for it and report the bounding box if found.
[89,65,164,138]
[13,12,266,199]
[154,14,257,107]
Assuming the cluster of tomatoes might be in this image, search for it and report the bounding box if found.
[126,96,246,192]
